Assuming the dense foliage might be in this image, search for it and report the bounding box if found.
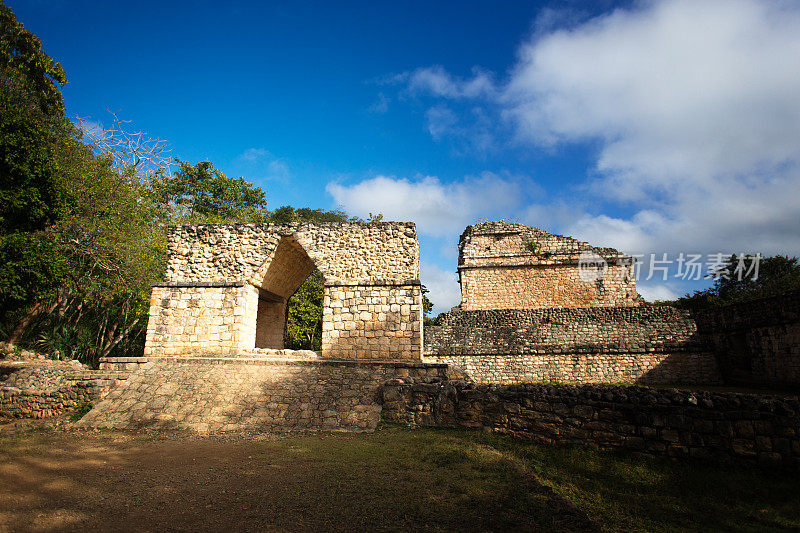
[671,255,800,311]
[152,159,268,222]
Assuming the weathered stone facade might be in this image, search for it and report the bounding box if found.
[458,222,640,310]
[694,290,800,388]
[382,379,800,470]
[424,307,721,384]
[0,361,124,420]
[144,222,423,360]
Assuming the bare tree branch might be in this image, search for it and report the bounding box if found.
[75,110,174,182]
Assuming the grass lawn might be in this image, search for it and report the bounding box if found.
[1,424,798,531]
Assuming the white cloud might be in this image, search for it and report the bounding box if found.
[637,282,680,303]
[425,105,458,141]
[326,172,525,237]
[408,66,497,99]
[398,0,800,258]
[239,147,270,162]
[421,262,461,314]
[506,0,800,198]
[234,148,290,182]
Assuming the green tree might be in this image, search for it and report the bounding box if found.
[48,135,166,361]
[674,255,800,311]
[0,1,66,115]
[285,271,324,351]
[0,0,70,233]
[0,1,74,343]
[267,205,355,224]
[421,284,435,326]
[153,159,268,222]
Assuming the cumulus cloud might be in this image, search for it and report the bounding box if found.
[506,0,800,199]
[421,262,461,314]
[326,172,526,237]
[399,0,800,257]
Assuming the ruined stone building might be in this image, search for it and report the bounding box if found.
[457,222,640,310]
[8,219,799,436]
[423,222,720,385]
[7,220,800,467]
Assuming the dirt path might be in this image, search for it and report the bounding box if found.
[0,425,598,532]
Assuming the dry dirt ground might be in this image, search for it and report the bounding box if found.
[0,419,597,533]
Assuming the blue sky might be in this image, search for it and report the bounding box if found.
[9,0,800,313]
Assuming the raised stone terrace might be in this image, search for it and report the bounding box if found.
[78,358,447,432]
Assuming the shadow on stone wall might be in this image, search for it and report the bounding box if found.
[693,290,800,390]
[382,379,800,470]
[77,358,446,432]
[423,306,723,385]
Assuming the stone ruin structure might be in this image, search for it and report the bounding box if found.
[6,220,800,466]
[72,221,438,432]
[458,222,640,309]
[144,222,423,360]
[73,220,720,432]
[424,223,720,385]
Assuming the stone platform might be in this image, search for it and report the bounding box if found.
[77,356,447,433]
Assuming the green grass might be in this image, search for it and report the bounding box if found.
[256,425,800,531]
[475,430,800,532]
[254,425,591,531]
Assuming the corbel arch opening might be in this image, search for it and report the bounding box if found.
[254,234,321,349]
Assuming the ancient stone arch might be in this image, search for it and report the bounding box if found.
[143,222,422,360]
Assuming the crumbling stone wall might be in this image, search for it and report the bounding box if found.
[424,307,721,384]
[694,290,800,387]
[458,223,640,309]
[382,380,800,470]
[0,363,121,419]
[144,222,423,360]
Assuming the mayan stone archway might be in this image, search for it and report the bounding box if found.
[143,222,423,360]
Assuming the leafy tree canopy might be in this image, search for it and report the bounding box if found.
[285,270,324,351]
[267,205,355,224]
[673,255,800,311]
[153,159,268,222]
[0,0,67,116]
[0,1,72,233]
[0,232,68,315]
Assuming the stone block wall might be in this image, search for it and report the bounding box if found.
[164,222,419,284]
[458,222,640,309]
[78,358,447,432]
[424,307,721,384]
[144,222,423,360]
[382,380,800,470]
[1,364,121,420]
[255,298,286,349]
[323,282,422,360]
[459,264,637,310]
[144,284,255,356]
[694,290,800,387]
